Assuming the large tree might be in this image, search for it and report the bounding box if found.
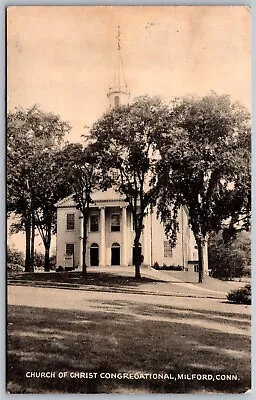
[155,92,251,283]
[61,142,103,277]
[7,105,71,271]
[91,96,171,278]
[32,147,73,271]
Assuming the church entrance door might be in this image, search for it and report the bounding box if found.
[90,243,99,267]
[111,243,120,266]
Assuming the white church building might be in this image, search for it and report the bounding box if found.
[55,29,208,274]
[56,191,208,273]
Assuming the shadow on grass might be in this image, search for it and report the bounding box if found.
[8,271,165,288]
[7,300,251,394]
[91,299,251,330]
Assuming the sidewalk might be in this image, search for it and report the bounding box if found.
[142,267,245,294]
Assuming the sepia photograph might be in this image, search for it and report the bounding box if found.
[7,5,251,394]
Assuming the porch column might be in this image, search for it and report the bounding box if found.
[203,237,209,274]
[121,206,128,266]
[99,207,106,266]
[142,215,149,265]
[79,213,83,271]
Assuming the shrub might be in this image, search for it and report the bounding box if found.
[7,263,24,274]
[153,262,160,270]
[208,231,251,280]
[168,265,182,271]
[7,245,24,266]
[34,251,45,269]
[152,263,182,271]
[7,246,25,274]
[227,284,251,305]
[50,253,56,270]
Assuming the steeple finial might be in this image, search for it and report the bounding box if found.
[107,26,130,108]
[117,25,121,51]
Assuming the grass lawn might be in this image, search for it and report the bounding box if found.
[8,271,163,287]
[7,297,251,394]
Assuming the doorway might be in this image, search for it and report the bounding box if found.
[90,243,99,266]
[111,242,120,266]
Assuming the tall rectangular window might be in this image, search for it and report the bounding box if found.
[90,214,99,232]
[111,213,120,232]
[66,213,75,230]
[194,264,199,273]
[65,243,74,255]
[114,95,120,108]
[164,241,172,258]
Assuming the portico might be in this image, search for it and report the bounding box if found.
[82,202,133,268]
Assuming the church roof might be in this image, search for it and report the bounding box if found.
[55,187,127,208]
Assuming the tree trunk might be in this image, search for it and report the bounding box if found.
[134,233,142,279]
[24,217,31,272]
[44,246,50,272]
[82,213,88,277]
[197,237,205,283]
[44,224,52,272]
[30,211,35,272]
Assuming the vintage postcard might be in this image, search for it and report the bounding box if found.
[7,6,251,394]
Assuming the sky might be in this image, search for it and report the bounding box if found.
[7,5,251,252]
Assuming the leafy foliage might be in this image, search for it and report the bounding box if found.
[7,105,72,271]
[7,245,25,274]
[208,231,251,279]
[60,142,103,275]
[155,92,251,282]
[32,251,56,270]
[61,142,104,214]
[227,284,251,305]
[91,96,171,278]
[7,245,25,266]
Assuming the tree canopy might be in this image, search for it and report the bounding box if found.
[7,105,71,271]
[90,96,171,278]
[155,92,251,282]
[7,94,251,281]
[60,141,103,275]
[208,230,251,279]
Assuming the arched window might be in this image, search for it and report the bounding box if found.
[90,243,99,248]
[111,242,120,248]
[114,95,120,108]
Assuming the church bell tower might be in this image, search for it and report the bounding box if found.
[107,26,130,109]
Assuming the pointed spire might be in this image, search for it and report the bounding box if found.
[109,26,129,94]
[116,25,121,92]
[117,25,121,51]
[107,26,130,109]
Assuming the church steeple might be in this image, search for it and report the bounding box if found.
[107,26,130,109]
